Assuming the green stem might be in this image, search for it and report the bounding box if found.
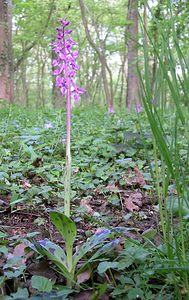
[66,245,75,287]
[67,245,73,273]
[64,153,71,217]
[153,138,166,241]
[64,36,72,217]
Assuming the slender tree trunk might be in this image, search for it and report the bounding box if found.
[22,43,29,106]
[98,73,102,105]
[0,0,13,102]
[79,0,114,112]
[21,62,28,106]
[119,29,127,108]
[114,65,122,97]
[15,0,55,72]
[126,0,139,110]
[41,59,46,107]
[101,54,111,110]
[37,46,42,108]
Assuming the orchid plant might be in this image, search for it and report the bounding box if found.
[32,19,120,287]
[29,211,119,286]
[52,18,85,217]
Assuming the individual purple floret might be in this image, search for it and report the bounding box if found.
[52,18,85,104]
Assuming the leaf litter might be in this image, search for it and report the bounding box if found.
[0,108,160,298]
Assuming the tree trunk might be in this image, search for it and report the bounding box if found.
[126,0,139,110]
[21,60,29,106]
[37,45,42,108]
[41,57,46,107]
[0,0,14,102]
[79,0,114,112]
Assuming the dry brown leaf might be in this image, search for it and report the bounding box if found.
[5,193,11,203]
[6,243,28,268]
[124,176,133,186]
[125,200,139,212]
[123,166,146,187]
[99,295,109,300]
[134,166,146,186]
[21,179,32,189]
[77,270,91,284]
[32,175,44,185]
[0,193,11,212]
[27,261,57,281]
[12,243,26,257]
[73,167,79,174]
[72,291,109,300]
[124,192,143,212]
[106,184,118,191]
[7,242,33,259]
[80,198,93,214]
[73,291,92,300]
[32,157,43,167]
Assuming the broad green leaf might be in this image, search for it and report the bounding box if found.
[6,287,29,299]
[127,288,144,300]
[56,287,75,297]
[26,232,40,238]
[31,275,53,292]
[97,261,119,274]
[21,143,38,161]
[0,276,6,288]
[142,228,157,240]
[0,231,7,238]
[49,212,77,253]
[111,287,128,297]
[31,239,67,265]
[0,184,8,190]
[77,239,119,274]
[74,229,111,265]
[29,239,74,282]
[166,196,189,216]
[0,172,9,180]
[122,240,150,262]
[0,246,8,255]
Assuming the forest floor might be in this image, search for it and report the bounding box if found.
[0,106,185,299]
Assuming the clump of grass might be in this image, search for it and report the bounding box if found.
[140,1,189,297]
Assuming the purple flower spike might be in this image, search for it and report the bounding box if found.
[52,18,85,103]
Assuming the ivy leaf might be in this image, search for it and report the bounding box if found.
[97,261,119,274]
[127,287,144,299]
[21,143,38,161]
[0,231,7,238]
[6,287,29,299]
[31,275,53,292]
